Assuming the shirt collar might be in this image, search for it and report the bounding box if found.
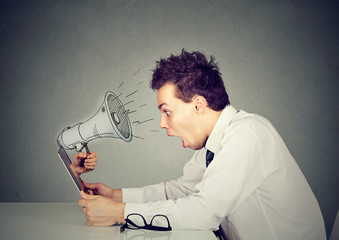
[205,105,238,154]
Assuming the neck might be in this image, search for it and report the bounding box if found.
[203,108,222,138]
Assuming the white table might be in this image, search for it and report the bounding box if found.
[0,203,218,240]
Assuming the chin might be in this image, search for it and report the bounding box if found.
[189,145,204,150]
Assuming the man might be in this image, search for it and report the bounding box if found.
[76,49,326,240]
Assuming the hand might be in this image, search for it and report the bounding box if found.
[82,181,123,202]
[70,152,98,178]
[78,191,126,226]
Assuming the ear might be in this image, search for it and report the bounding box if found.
[192,95,208,112]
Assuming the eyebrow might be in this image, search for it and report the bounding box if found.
[158,103,167,110]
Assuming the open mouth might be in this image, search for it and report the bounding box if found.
[166,132,187,148]
[167,134,187,148]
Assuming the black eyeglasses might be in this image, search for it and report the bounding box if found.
[120,213,172,233]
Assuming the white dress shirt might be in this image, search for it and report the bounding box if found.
[122,105,326,240]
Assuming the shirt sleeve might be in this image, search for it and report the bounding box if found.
[124,122,268,230]
[122,150,206,203]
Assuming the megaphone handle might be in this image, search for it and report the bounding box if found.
[78,143,91,154]
[84,144,90,154]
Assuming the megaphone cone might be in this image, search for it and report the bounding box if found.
[57,91,132,151]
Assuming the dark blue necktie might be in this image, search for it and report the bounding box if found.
[206,150,214,167]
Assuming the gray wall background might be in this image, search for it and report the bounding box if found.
[0,0,338,237]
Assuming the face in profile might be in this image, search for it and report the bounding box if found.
[157,83,207,150]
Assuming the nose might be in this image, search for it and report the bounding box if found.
[159,115,168,129]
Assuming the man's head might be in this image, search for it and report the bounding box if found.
[151,50,229,150]
[150,49,230,110]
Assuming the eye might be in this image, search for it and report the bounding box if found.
[163,110,171,117]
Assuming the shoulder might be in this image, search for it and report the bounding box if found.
[233,110,276,132]
[222,110,279,144]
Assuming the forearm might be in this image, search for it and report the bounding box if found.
[122,153,205,203]
[112,189,123,202]
[122,182,168,203]
[122,180,200,205]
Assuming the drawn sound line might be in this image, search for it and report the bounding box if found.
[132,134,146,140]
[125,90,138,98]
[122,100,134,107]
[132,118,154,125]
[133,69,140,76]
[126,109,136,115]
[118,81,124,89]
[120,130,145,141]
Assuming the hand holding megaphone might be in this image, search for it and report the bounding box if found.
[70,151,98,178]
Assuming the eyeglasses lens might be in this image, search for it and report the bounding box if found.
[127,214,146,228]
[151,215,170,228]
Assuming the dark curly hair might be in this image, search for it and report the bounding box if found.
[150,49,230,111]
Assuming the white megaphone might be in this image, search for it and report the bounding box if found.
[57,91,132,153]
